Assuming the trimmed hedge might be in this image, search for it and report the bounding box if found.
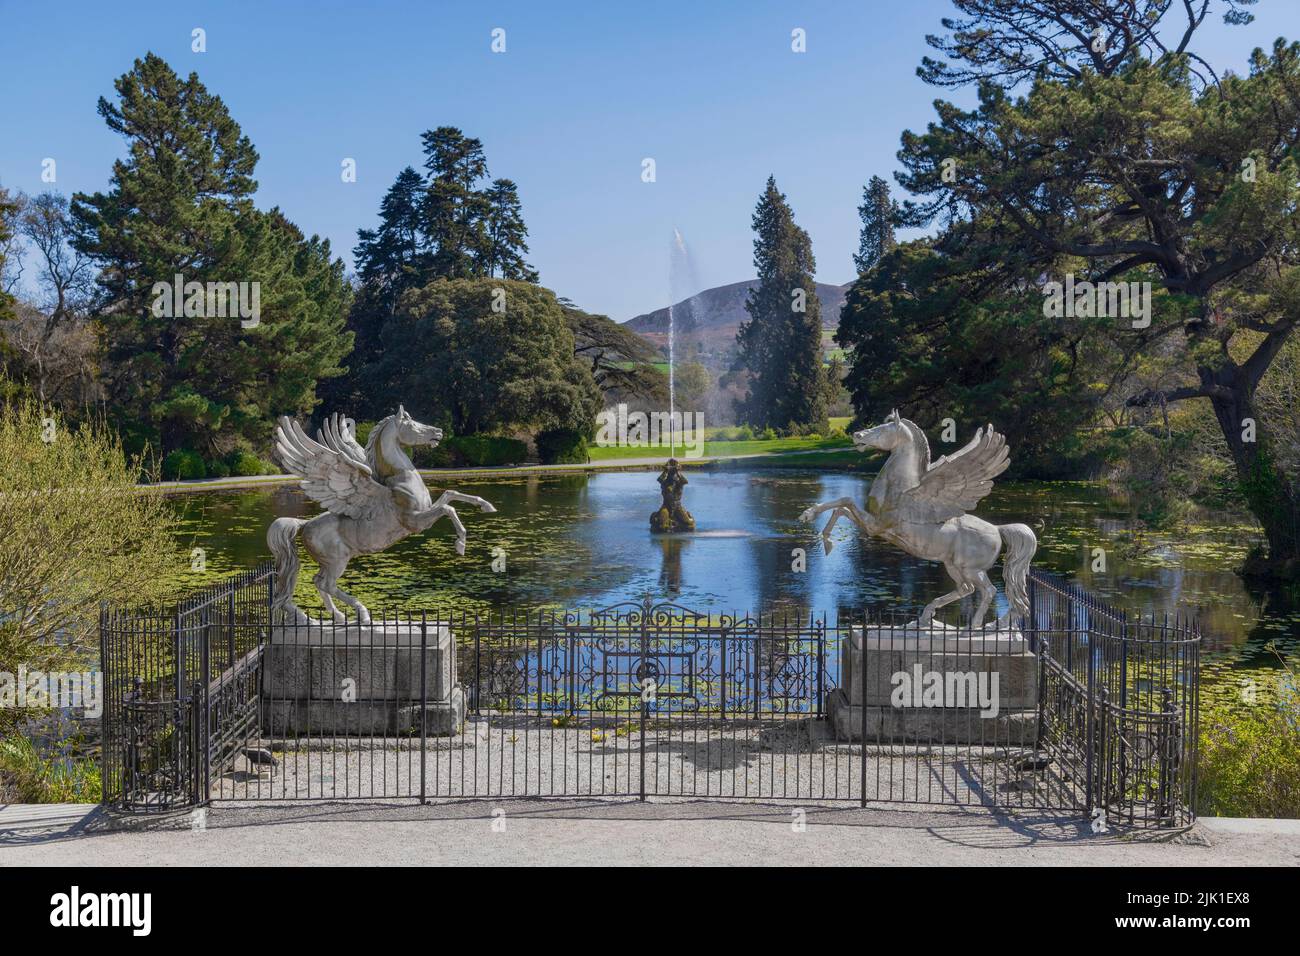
[162,449,207,480]
[413,435,528,468]
[536,428,589,464]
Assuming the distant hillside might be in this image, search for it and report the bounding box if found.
[625,279,851,334]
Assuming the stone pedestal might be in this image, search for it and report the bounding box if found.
[260,621,465,736]
[828,624,1038,744]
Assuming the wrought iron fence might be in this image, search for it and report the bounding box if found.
[99,563,1199,827]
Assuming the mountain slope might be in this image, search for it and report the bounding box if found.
[624,279,851,334]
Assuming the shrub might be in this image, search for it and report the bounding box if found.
[411,435,528,468]
[759,427,777,441]
[412,442,455,468]
[206,457,232,479]
[536,428,589,464]
[452,435,528,467]
[0,395,180,704]
[162,448,207,480]
[226,450,276,476]
[352,421,375,446]
[0,734,102,803]
[1198,667,1300,818]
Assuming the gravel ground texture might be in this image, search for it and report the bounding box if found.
[2,802,1298,866]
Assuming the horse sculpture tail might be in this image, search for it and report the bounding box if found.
[267,517,308,612]
[998,523,1038,620]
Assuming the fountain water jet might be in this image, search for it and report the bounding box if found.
[651,230,702,533]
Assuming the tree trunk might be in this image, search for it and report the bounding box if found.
[1207,385,1300,576]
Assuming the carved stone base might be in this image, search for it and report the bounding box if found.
[829,624,1039,744]
[259,621,464,736]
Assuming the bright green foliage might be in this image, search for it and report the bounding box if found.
[161,448,206,480]
[70,53,352,460]
[735,177,827,434]
[377,278,600,437]
[0,393,181,684]
[1199,666,1300,818]
[0,734,102,803]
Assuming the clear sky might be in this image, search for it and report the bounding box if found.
[2,0,1296,320]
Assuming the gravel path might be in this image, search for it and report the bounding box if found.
[3,802,1297,867]
[210,717,1083,812]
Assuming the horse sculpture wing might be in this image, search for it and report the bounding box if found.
[317,412,368,468]
[900,425,1010,521]
[275,416,390,520]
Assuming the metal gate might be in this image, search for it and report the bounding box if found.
[100,563,1199,826]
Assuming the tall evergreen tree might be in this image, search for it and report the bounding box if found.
[70,53,352,458]
[421,127,491,279]
[349,168,426,363]
[853,175,898,274]
[735,176,827,433]
[481,179,537,281]
[339,129,539,416]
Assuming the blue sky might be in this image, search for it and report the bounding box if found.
[2,0,1296,320]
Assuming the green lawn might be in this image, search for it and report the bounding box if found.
[588,432,852,461]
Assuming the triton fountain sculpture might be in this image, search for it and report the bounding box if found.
[650,458,695,533]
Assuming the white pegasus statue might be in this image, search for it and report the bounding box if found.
[268,406,495,624]
[800,411,1037,628]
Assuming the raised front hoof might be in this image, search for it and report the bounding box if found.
[798,507,816,523]
[821,535,835,555]
[455,537,466,556]
[479,501,497,513]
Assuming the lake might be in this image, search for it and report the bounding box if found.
[166,467,1299,706]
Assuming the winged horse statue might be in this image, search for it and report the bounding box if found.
[267,406,495,624]
[800,411,1037,629]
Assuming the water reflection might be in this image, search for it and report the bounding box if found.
[168,468,1298,696]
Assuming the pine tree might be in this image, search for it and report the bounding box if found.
[350,168,426,357]
[420,127,491,279]
[735,176,827,433]
[70,53,352,459]
[853,175,898,273]
[481,179,538,281]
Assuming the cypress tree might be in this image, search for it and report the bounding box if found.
[735,176,827,433]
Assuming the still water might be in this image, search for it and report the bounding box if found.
[168,468,1299,703]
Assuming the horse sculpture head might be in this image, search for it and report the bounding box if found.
[387,405,443,448]
[853,409,911,453]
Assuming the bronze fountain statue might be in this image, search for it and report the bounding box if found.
[650,458,694,533]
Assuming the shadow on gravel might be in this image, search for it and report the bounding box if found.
[198,798,1193,848]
